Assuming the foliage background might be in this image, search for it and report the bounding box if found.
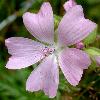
[0,0,100,100]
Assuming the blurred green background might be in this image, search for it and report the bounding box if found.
[0,0,100,100]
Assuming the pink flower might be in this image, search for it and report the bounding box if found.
[5,1,96,98]
[64,0,76,12]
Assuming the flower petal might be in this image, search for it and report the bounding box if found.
[58,48,91,86]
[64,0,76,12]
[26,55,59,98]
[23,2,54,44]
[58,5,96,46]
[5,37,45,69]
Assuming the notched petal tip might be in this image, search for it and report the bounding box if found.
[58,4,97,46]
[42,2,51,6]
[84,19,97,38]
[26,55,58,98]
[5,37,14,44]
[5,39,10,44]
[5,37,18,44]
[58,48,90,86]
[87,19,97,28]
[22,2,54,44]
[22,12,31,20]
[63,0,77,11]
[92,22,97,31]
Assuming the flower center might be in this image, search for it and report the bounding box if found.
[42,44,64,57]
[42,46,55,56]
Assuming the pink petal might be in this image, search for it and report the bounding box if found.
[5,37,45,69]
[26,55,59,98]
[64,0,76,12]
[94,56,100,65]
[23,2,54,44]
[58,48,91,86]
[58,5,96,46]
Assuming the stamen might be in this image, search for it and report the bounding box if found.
[42,46,55,56]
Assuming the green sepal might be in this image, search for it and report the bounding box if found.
[84,47,100,56]
[83,26,97,45]
[54,14,62,29]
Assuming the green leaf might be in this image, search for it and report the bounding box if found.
[83,27,97,45]
[84,47,100,56]
[54,14,62,30]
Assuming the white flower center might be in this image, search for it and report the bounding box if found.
[42,44,64,57]
[42,46,55,56]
